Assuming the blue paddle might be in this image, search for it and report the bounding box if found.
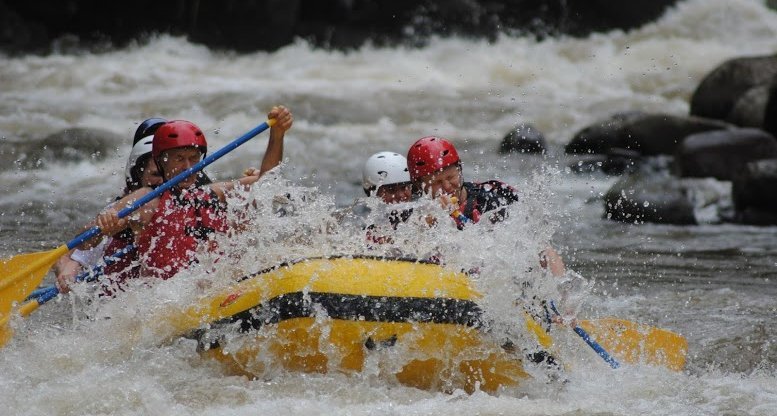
[550,301,620,369]
[25,244,136,305]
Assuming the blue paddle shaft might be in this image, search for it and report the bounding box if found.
[25,244,137,305]
[35,286,59,304]
[73,244,135,283]
[66,121,272,250]
[573,326,620,369]
[549,301,620,369]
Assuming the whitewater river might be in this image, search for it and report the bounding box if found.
[1,0,776,414]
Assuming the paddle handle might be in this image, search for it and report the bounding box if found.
[66,120,275,250]
[549,301,620,369]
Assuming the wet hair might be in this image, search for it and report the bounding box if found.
[125,153,154,193]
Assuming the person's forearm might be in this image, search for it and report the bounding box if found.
[540,247,566,277]
[259,133,284,175]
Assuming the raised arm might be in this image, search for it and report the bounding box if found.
[260,105,293,175]
[211,105,294,199]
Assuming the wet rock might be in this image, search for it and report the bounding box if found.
[1,127,120,170]
[603,158,733,225]
[566,112,729,156]
[726,84,770,128]
[733,158,777,225]
[690,55,777,121]
[565,111,645,154]
[675,128,777,180]
[735,207,777,225]
[604,170,697,225]
[568,154,607,174]
[568,147,641,175]
[601,148,641,175]
[762,77,777,138]
[620,114,730,156]
[499,123,546,154]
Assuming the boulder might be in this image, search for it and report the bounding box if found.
[603,168,733,225]
[690,55,777,121]
[675,128,777,180]
[568,147,641,175]
[604,170,697,225]
[499,123,546,154]
[565,111,645,154]
[732,158,777,224]
[566,112,729,155]
[622,114,731,155]
[762,76,777,137]
[726,84,770,128]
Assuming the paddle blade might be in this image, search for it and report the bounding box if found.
[578,318,688,371]
[0,315,11,347]
[0,246,68,317]
[0,297,45,348]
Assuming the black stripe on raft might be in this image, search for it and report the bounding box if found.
[227,292,484,332]
[192,292,485,351]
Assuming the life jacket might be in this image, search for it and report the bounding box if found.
[454,180,519,229]
[137,186,227,280]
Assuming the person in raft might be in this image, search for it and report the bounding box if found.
[88,106,293,281]
[406,135,566,277]
[55,117,168,293]
[361,151,415,245]
[362,151,414,204]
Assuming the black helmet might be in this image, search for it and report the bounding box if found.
[133,117,167,145]
[125,117,167,191]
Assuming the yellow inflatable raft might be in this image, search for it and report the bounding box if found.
[166,256,542,393]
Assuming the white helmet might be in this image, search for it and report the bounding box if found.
[124,135,153,185]
[362,151,411,196]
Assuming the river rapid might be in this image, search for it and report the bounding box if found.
[1,0,776,415]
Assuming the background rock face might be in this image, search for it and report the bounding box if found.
[733,158,777,224]
[0,0,679,53]
[675,128,777,180]
[689,55,777,121]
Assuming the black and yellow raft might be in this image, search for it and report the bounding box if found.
[164,256,537,393]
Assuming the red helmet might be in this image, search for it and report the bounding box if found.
[152,120,208,161]
[407,136,460,181]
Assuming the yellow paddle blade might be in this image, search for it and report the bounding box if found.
[0,297,45,348]
[578,318,688,371]
[0,246,68,317]
[0,315,12,347]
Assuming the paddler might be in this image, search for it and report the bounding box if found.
[408,136,570,368]
[55,117,168,293]
[86,106,293,281]
[362,151,413,204]
[406,135,566,277]
[360,151,416,247]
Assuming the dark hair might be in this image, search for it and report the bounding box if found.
[125,153,154,193]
